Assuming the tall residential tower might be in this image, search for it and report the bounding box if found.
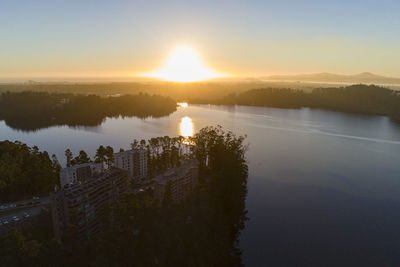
[50,168,130,239]
[114,149,147,181]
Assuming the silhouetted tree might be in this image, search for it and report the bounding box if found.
[105,146,114,168]
[94,145,106,164]
[0,141,59,202]
[65,149,73,167]
[0,228,40,266]
[71,150,91,165]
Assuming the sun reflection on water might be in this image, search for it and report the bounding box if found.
[179,116,194,137]
[178,102,188,108]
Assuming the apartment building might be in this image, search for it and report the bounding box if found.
[50,168,130,239]
[60,162,103,187]
[153,159,199,203]
[114,149,147,180]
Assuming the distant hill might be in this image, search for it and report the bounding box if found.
[266,72,400,85]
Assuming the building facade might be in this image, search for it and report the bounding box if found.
[114,149,147,180]
[153,160,199,203]
[60,162,103,188]
[50,168,130,239]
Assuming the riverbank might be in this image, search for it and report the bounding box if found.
[190,84,400,122]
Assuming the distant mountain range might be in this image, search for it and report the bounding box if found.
[266,72,400,85]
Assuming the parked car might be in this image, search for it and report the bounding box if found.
[0,205,7,210]
[2,220,9,224]
[12,216,19,222]
[16,203,24,207]
[23,213,30,218]
[33,196,40,200]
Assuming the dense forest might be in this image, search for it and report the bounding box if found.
[0,141,60,202]
[0,92,177,131]
[2,84,399,127]
[0,80,323,101]
[0,126,249,266]
[191,84,400,121]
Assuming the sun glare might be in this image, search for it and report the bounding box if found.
[142,46,228,82]
[178,102,188,108]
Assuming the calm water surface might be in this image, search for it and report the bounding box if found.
[1,104,400,266]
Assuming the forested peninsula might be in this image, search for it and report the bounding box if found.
[191,84,400,121]
[0,126,249,266]
[0,92,177,131]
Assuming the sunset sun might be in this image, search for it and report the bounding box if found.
[142,46,228,82]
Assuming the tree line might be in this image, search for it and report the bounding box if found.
[191,84,400,121]
[64,135,189,178]
[0,91,177,131]
[64,146,114,168]
[131,135,187,177]
[0,133,188,202]
[0,141,60,202]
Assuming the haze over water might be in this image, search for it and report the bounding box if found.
[1,104,400,265]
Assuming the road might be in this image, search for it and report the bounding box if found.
[0,197,50,224]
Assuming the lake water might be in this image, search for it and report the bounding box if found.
[2,104,400,266]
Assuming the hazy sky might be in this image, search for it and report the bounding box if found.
[1,0,400,79]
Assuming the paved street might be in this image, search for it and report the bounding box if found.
[0,197,50,225]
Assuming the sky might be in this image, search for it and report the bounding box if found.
[1,0,400,80]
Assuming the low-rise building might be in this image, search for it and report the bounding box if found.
[50,168,130,239]
[114,149,147,181]
[153,160,199,203]
[60,162,103,188]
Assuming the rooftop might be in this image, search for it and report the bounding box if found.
[61,168,129,193]
[60,162,102,173]
[114,148,147,157]
[153,159,198,185]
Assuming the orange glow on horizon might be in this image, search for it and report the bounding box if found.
[140,46,228,82]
